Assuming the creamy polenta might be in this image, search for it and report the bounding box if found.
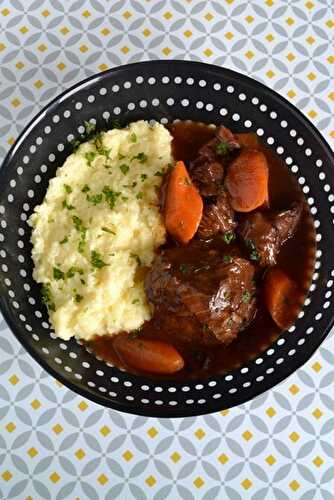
[28,120,172,341]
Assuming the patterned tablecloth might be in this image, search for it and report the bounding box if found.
[1,1,334,499]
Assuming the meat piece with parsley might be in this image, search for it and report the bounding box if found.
[189,126,240,197]
[238,202,303,267]
[145,241,257,346]
[197,190,236,240]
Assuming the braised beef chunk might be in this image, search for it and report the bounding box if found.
[190,160,224,197]
[238,202,303,267]
[190,126,240,196]
[145,242,257,346]
[198,190,236,239]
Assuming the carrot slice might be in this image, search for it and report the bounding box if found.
[113,336,184,374]
[235,132,260,149]
[225,149,269,212]
[264,267,300,330]
[164,160,203,244]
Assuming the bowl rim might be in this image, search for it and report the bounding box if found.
[1,59,334,417]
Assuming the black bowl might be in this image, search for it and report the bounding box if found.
[1,60,334,417]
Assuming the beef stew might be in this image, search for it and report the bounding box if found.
[90,121,316,379]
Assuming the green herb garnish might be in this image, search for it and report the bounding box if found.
[223,231,235,244]
[223,255,232,264]
[62,199,75,210]
[140,174,147,182]
[59,236,68,245]
[101,227,116,235]
[119,164,130,175]
[70,138,81,152]
[131,152,148,163]
[84,120,96,135]
[130,132,137,143]
[75,294,83,303]
[66,267,84,279]
[242,291,251,303]
[216,141,229,156]
[53,267,64,280]
[202,323,212,334]
[91,250,108,269]
[86,193,103,205]
[41,283,55,312]
[85,151,97,166]
[110,119,121,129]
[154,170,164,177]
[132,299,140,305]
[245,239,260,261]
[103,185,121,209]
[118,153,126,160]
[63,184,72,194]
[72,215,87,254]
[81,184,90,193]
[179,263,190,274]
[136,191,144,200]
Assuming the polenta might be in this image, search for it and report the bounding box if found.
[28,120,172,341]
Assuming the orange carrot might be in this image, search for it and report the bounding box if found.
[264,267,300,330]
[235,132,260,149]
[225,150,269,212]
[113,336,184,374]
[164,160,203,244]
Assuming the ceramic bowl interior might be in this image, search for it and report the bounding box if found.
[1,60,334,417]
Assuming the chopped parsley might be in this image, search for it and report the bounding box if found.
[66,266,84,279]
[53,267,64,280]
[223,231,235,244]
[86,193,103,205]
[41,283,55,312]
[154,170,164,177]
[130,253,142,266]
[85,151,97,166]
[223,255,232,264]
[132,298,140,305]
[119,164,130,175]
[131,152,148,163]
[94,133,110,158]
[75,294,83,303]
[110,119,121,129]
[103,185,120,209]
[216,141,229,156]
[63,184,72,194]
[242,291,251,303]
[62,199,75,210]
[101,227,116,235]
[202,323,211,334]
[179,263,190,274]
[59,236,68,245]
[72,215,87,253]
[118,153,126,160]
[245,239,260,261]
[91,250,108,269]
[84,120,96,135]
[69,138,81,152]
[130,132,137,143]
[136,191,144,200]
[140,174,147,182]
[81,184,90,193]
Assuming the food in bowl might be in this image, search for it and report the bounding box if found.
[29,119,315,379]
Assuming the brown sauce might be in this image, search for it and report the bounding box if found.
[91,121,316,379]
